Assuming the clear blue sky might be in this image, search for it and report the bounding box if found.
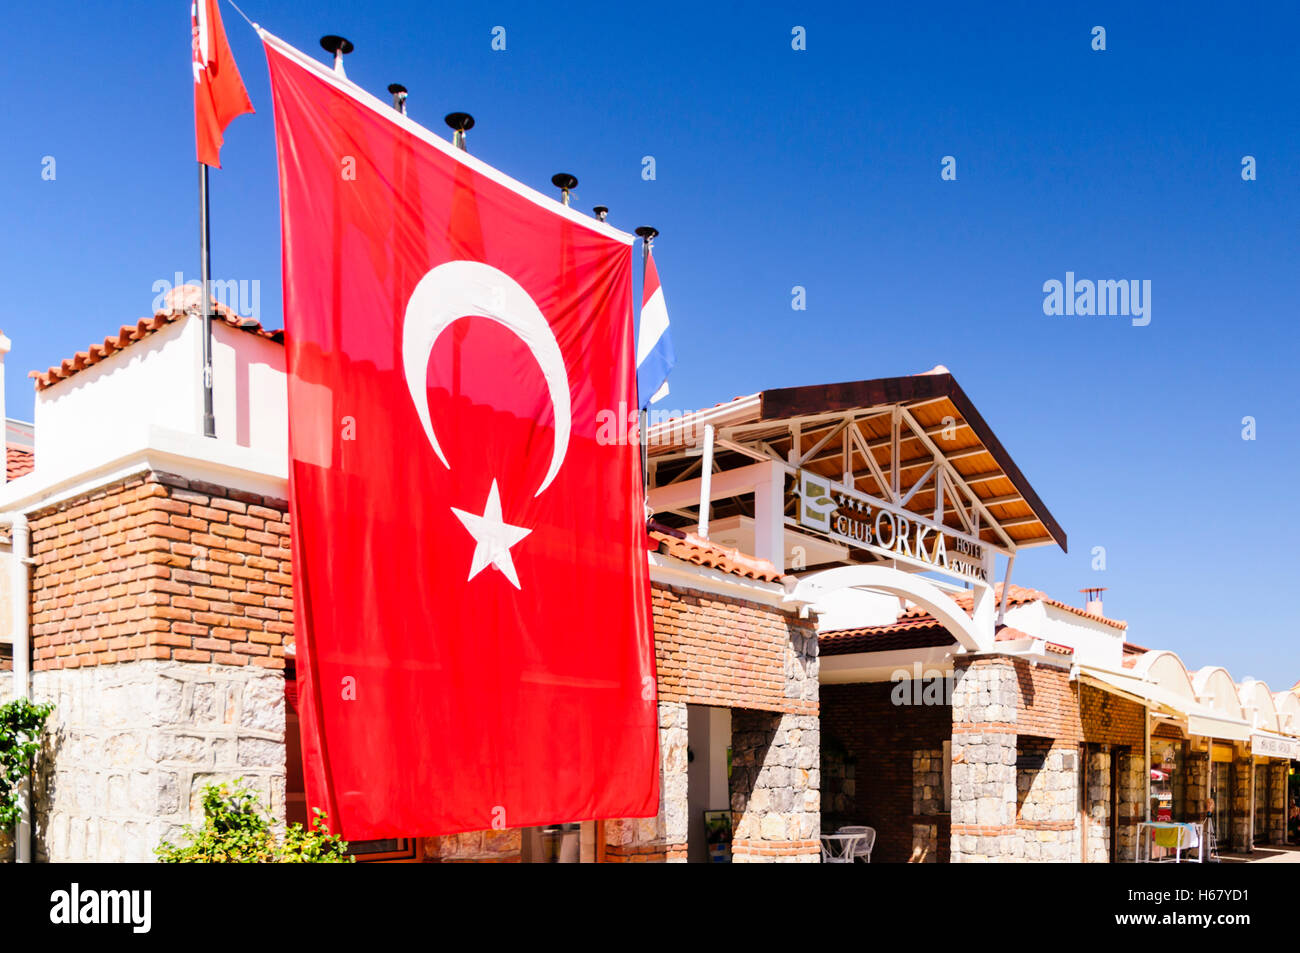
[4,2,1297,682]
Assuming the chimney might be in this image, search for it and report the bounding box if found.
[1080,587,1106,617]
[0,329,9,483]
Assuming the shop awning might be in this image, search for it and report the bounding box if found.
[1077,665,1254,742]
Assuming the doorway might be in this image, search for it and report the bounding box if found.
[1210,749,1234,846]
[687,705,732,862]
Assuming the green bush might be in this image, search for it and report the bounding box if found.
[156,779,353,863]
[0,697,54,831]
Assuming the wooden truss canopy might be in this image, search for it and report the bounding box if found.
[645,372,1067,563]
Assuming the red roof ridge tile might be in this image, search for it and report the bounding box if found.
[647,519,783,583]
[897,581,1127,630]
[29,286,283,392]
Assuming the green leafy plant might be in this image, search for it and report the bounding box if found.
[0,697,54,831]
[156,779,353,863]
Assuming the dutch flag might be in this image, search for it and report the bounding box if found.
[635,249,675,407]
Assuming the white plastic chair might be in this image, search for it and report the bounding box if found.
[819,834,858,863]
[835,825,876,863]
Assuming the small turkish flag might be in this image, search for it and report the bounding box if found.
[263,34,658,839]
[192,0,253,167]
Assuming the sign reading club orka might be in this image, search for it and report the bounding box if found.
[793,470,990,584]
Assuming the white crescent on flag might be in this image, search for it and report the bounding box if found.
[401,260,573,496]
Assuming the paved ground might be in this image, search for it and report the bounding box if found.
[1219,844,1300,863]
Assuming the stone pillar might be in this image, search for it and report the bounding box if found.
[604,700,688,861]
[1268,762,1288,846]
[1084,747,1112,863]
[1115,747,1145,862]
[729,709,820,862]
[1230,749,1253,853]
[911,748,943,862]
[1184,750,1209,820]
[950,656,1018,863]
[1015,742,1077,862]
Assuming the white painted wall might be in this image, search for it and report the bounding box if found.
[813,586,906,632]
[1002,602,1126,668]
[30,315,287,483]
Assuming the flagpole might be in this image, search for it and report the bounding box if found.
[199,162,216,438]
[634,226,658,511]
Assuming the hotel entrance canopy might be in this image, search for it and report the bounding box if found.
[645,369,1068,653]
[646,369,1067,570]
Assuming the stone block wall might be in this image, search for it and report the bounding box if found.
[822,741,856,817]
[1231,752,1253,853]
[950,657,1018,862]
[729,709,819,862]
[30,660,285,862]
[1014,740,1078,862]
[1266,761,1288,846]
[1116,747,1144,862]
[911,747,944,862]
[1183,748,1209,821]
[1083,747,1111,863]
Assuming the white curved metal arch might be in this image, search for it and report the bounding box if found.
[1273,691,1300,736]
[1238,679,1280,733]
[785,564,989,652]
[1131,650,1198,701]
[1193,666,1246,720]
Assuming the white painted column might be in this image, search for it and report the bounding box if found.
[752,460,787,572]
[697,424,715,539]
[968,548,998,647]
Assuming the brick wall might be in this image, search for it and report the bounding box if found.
[820,681,951,863]
[651,583,817,716]
[29,471,291,671]
[1014,661,1144,747]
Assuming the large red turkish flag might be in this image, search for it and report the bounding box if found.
[262,34,658,839]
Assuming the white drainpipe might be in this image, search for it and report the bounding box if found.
[9,513,32,862]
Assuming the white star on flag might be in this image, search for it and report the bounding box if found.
[450,479,532,589]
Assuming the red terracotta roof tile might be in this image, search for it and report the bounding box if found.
[29,286,283,392]
[819,618,954,656]
[648,520,783,583]
[897,582,1127,630]
[5,445,33,480]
